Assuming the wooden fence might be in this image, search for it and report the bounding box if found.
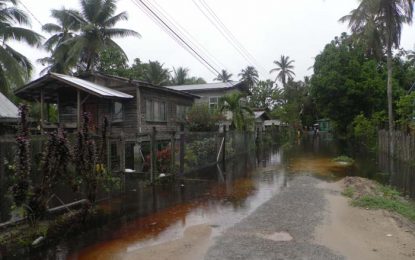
[378,129,415,162]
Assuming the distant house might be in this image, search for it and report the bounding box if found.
[253,110,271,131]
[15,72,198,135]
[167,81,249,129]
[0,92,19,134]
[167,81,249,110]
[15,72,199,172]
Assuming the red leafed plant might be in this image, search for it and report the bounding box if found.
[143,147,172,173]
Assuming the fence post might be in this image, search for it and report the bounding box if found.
[150,127,156,183]
[171,131,176,174]
[179,124,185,177]
[222,127,226,171]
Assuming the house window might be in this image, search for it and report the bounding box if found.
[145,99,167,122]
[60,103,77,122]
[176,105,190,121]
[112,102,123,121]
[110,142,120,172]
[209,97,219,110]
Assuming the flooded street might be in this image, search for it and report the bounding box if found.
[19,136,415,259]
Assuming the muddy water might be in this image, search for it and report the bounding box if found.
[14,136,391,259]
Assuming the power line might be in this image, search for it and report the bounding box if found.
[192,0,253,67]
[131,0,218,77]
[131,0,222,77]
[152,0,227,71]
[195,0,268,76]
[18,0,43,27]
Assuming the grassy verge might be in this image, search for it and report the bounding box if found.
[343,181,415,222]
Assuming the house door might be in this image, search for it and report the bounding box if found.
[83,103,99,132]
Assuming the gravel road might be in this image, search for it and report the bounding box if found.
[205,175,344,260]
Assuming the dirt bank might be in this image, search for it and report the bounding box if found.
[316,179,415,260]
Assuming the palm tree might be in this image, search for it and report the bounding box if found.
[220,92,253,131]
[270,55,295,87]
[172,67,189,85]
[238,66,259,88]
[214,69,233,82]
[0,0,43,95]
[143,61,170,86]
[38,8,81,74]
[65,0,140,72]
[340,0,414,157]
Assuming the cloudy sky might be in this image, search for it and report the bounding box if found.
[14,0,415,84]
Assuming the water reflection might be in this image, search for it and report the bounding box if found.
[30,148,285,260]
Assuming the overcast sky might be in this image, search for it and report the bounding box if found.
[14,0,415,84]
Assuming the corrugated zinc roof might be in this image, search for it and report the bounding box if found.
[166,81,242,91]
[51,73,133,99]
[0,92,18,119]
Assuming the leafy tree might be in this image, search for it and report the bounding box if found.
[270,55,295,87]
[172,66,189,85]
[340,0,414,155]
[248,79,280,109]
[396,92,415,127]
[0,0,43,96]
[96,46,130,77]
[310,33,387,136]
[273,79,307,129]
[143,60,171,86]
[38,8,81,74]
[214,69,233,82]
[220,92,253,131]
[64,0,140,72]
[239,66,258,88]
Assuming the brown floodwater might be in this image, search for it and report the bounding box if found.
[7,135,410,259]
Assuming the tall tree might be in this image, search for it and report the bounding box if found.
[310,33,387,135]
[220,92,253,131]
[214,69,233,82]
[172,67,189,85]
[270,55,295,87]
[248,79,280,110]
[0,0,43,95]
[38,8,81,74]
[239,66,259,88]
[65,0,140,72]
[143,61,170,86]
[340,0,414,156]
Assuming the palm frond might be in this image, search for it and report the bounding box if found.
[3,26,44,47]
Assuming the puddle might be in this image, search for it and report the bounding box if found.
[257,231,293,242]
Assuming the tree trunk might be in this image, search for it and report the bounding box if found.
[387,48,395,158]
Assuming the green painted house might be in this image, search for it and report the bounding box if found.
[316,118,331,132]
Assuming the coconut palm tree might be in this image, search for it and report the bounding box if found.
[220,92,253,131]
[214,69,233,82]
[172,67,189,85]
[143,61,171,86]
[238,66,259,88]
[65,0,140,72]
[38,8,81,74]
[270,55,295,87]
[340,0,414,157]
[0,0,43,95]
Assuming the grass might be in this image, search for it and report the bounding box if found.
[341,187,355,198]
[352,196,415,221]
[346,183,415,222]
